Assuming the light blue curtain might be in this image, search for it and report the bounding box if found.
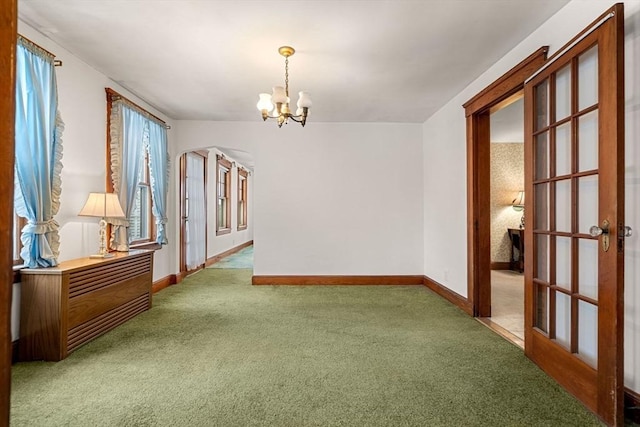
[14,37,64,268]
[109,100,169,249]
[109,102,147,251]
[148,120,169,245]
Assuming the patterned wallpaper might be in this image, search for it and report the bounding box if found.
[490,143,524,263]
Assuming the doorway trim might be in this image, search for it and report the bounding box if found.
[463,46,548,317]
[179,150,209,276]
[1,0,17,422]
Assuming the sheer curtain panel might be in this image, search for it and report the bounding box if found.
[14,37,64,268]
[148,120,169,245]
[109,101,147,251]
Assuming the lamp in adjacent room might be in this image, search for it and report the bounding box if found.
[256,46,312,127]
[79,192,126,259]
[512,190,525,229]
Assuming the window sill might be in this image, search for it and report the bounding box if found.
[216,228,231,236]
[13,265,23,284]
[129,242,162,251]
[237,225,247,231]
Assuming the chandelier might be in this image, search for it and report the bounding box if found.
[256,46,312,127]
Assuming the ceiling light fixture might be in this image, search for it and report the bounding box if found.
[256,46,312,127]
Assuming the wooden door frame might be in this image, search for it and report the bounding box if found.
[1,0,17,424]
[463,46,549,317]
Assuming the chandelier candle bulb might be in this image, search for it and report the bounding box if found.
[256,93,274,112]
[271,86,288,104]
[297,91,312,108]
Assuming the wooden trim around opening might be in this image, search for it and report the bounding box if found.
[464,46,548,318]
[423,275,473,315]
[1,0,17,422]
[205,240,253,267]
[252,275,424,286]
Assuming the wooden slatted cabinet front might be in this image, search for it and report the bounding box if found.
[19,250,154,361]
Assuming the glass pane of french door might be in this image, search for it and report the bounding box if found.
[531,44,601,369]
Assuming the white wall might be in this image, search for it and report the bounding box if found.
[423,0,640,393]
[12,21,178,339]
[206,148,254,259]
[175,121,424,276]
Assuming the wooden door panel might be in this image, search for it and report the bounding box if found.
[524,4,624,425]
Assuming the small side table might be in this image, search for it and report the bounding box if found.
[507,228,524,273]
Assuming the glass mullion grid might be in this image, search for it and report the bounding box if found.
[549,70,558,341]
[532,77,550,335]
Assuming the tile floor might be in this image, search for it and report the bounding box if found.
[490,270,524,340]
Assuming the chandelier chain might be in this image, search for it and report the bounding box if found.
[285,56,289,97]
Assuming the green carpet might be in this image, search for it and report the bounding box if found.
[208,245,253,269]
[11,269,604,426]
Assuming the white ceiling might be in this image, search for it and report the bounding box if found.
[18,0,570,123]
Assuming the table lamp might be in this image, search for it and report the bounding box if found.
[79,192,126,258]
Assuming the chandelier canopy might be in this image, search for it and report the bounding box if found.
[256,46,312,127]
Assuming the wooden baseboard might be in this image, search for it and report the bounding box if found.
[252,275,424,286]
[205,240,253,267]
[626,387,640,423]
[423,275,473,315]
[490,262,511,270]
[152,275,177,294]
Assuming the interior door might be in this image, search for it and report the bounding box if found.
[524,4,625,425]
[180,151,207,273]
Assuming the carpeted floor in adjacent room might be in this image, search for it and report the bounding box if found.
[11,268,603,426]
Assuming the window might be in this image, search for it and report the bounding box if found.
[216,155,232,235]
[237,168,248,231]
[128,151,153,244]
[106,88,170,250]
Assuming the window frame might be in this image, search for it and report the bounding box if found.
[13,213,26,266]
[216,155,232,236]
[237,168,248,231]
[105,88,160,250]
[128,150,154,246]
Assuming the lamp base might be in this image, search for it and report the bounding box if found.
[90,253,115,259]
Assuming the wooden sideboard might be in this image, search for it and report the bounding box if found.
[19,250,154,361]
[507,228,524,273]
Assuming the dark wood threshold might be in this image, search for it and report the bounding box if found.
[252,275,424,286]
[476,317,524,349]
[423,275,473,315]
[490,262,511,270]
[205,240,253,267]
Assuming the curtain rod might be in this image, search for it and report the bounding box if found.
[17,34,63,67]
[105,88,171,129]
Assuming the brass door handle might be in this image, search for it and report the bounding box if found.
[590,220,610,251]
